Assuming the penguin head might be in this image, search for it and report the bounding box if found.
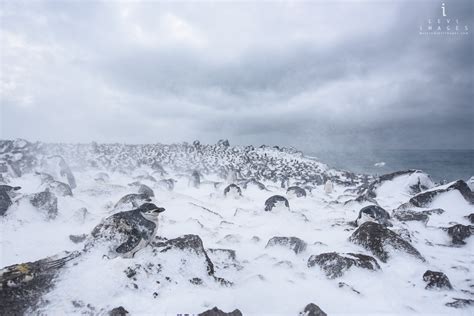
[139,203,165,217]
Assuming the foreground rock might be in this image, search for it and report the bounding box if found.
[349,222,425,263]
[0,251,80,315]
[422,270,453,290]
[299,303,327,316]
[265,236,307,254]
[307,252,380,278]
[199,306,242,316]
[109,306,130,316]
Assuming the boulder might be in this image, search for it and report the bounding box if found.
[422,270,453,290]
[198,306,242,316]
[224,184,242,198]
[266,236,307,254]
[287,186,307,198]
[109,306,129,316]
[307,252,380,278]
[264,195,289,212]
[349,222,425,263]
[446,224,473,245]
[299,303,327,316]
[355,205,391,227]
[29,190,58,219]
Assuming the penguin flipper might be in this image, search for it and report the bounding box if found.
[115,233,142,255]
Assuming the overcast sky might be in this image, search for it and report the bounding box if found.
[1,0,473,151]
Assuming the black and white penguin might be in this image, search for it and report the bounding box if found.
[89,203,165,258]
[264,195,290,212]
[355,205,392,227]
[189,170,201,188]
[286,186,307,198]
[223,184,242,198]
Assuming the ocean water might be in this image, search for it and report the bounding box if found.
[308,149,474,183]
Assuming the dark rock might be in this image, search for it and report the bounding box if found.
[466,213,474,224]
[29,190,58,219]
[224,184,242,197]
[307,252,380,278]
[349,222,425,263]
[446,224,473,245]
[0,190,12,216]
[109,306,129,316]
[114,193,151,209]
[0,251,80,315]
[393,210,429,223]
[445,298,474,308]
[287,186,307,198]
[266,236,307,254]
[298,303,327,316]
[264,195,289,212]
[152,234,215,276]
[423,270,453,290]
[199,306,242,316]
[409,180,474,207]
[69,234,88,244]
[355,205,391,226]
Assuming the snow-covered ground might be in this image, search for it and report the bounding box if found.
[1,140,473,315]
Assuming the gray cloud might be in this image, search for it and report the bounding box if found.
[1,0,473,151]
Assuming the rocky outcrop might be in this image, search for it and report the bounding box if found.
[409,180,474,207]
[265,237,307,254]
[224,184,242,197]
[393,208,444,224]
[349,222,425,263]
[307,252,380,278]
[0,251,80,315]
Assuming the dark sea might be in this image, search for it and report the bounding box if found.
[307,149,474,183]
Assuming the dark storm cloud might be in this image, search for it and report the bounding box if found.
[1,0,472,151]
